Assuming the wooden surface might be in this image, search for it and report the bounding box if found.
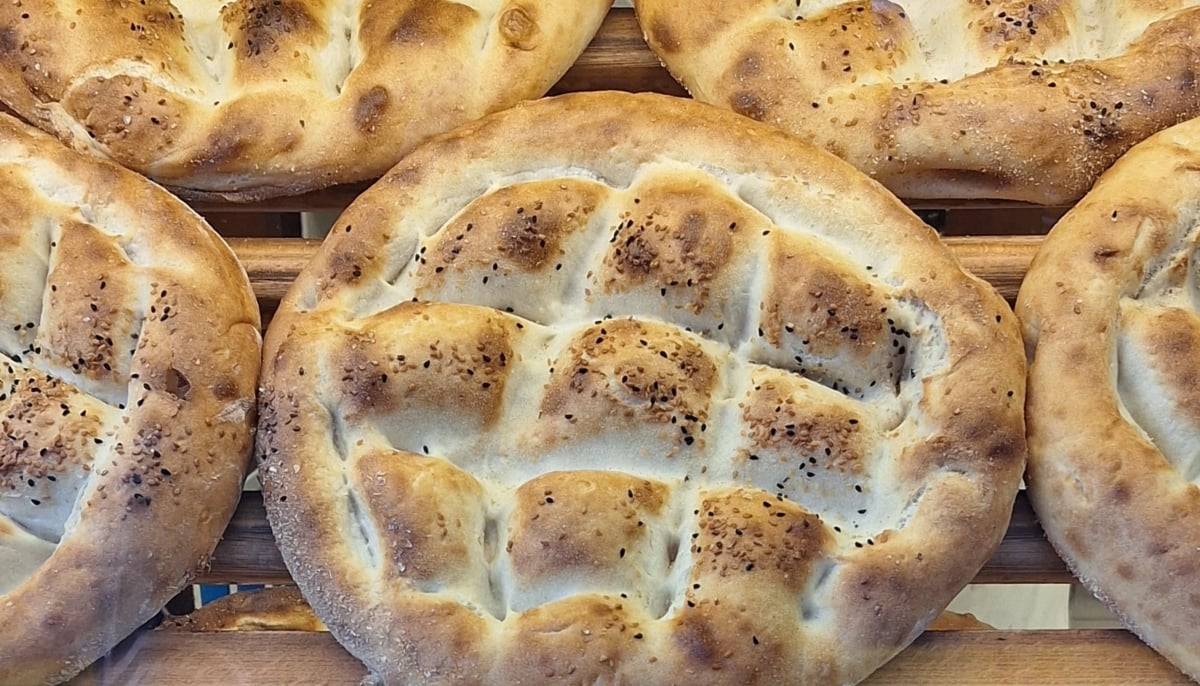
[73,629,1189,685]
[201,490,1067,586]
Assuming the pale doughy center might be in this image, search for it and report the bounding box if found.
[765,1,1200,85]
[0,159,163,594]
[1116,221,1200,483]
[285,162,959,620]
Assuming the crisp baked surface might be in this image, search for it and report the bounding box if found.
[0,0,612,201]
[1018,117,1200,682]
[634,1,1200,204]
[258,91,1026,686]
[158,587,328,632]
[925,611,992,632]
[0,113,260,685]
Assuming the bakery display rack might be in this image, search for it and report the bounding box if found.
[66,9,1193,685]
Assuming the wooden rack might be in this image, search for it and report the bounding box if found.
[71,9,1193,685]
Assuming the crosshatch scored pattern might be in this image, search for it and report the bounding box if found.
[258,92,1026,685]
[0,115,260,686]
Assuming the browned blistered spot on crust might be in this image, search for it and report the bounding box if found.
[354,86,389,133]
[389,597,489,681]
[498,212,556,268]
[223,0,319,58]
[903,406,1024,481]
[649,19,681,53]
[612,223,657,274]
[388,1,476,46]
[672,606,720,666]
[742,378,867,473]
[211,377,239,401]
[501,596,636,683]
[731,90,768,121]
[42,220,138,387]
[353,450,484,584]
[838,565,917,648]
[1142,307,1200,427]
[761,240,886,360]
[323,243,368,289]
[61,75,185,166]
[1111,482,1131,506]
[733,51,762,80]
[389,5,429,43]
[335,302,515,426]
[600,176,751,313]
[0,26,17,54]
[540,319,717,443]
[191,127,252,172]
[4,17,84,101]
[499,5,539,51]
[332,330,395,416]
[689,490,832,595]
[1115,562,1135,582]
[421,179,603,276]
[509,471,667,580]
[1064,528,1090,560]
[388,162,423,188]
[965,0,1071,56]
[787,2,915,84]
[0,374,102,487]
[985,429,1022,466]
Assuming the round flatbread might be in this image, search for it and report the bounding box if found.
[0,0,612,200]
[258,91,1026,685]
[634,1,1200,204]
[0,113,260,685]
[1018,117,1200,682]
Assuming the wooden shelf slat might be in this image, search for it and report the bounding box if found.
[73,629,1187,685]
[229,235,1041,310]
[201,490,1067,586]
[547,8,686,97]
[227,237,320,306]
[867,630,1190,685]
[946,235,1040,301]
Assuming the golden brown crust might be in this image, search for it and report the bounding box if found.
[0,0,612,200]
[258,91,1026,685]
[0,113,260,685]
[158,587,327,632]
[634,1,1200,204]
[1018,116,1200,682]
[926,610,993,632]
